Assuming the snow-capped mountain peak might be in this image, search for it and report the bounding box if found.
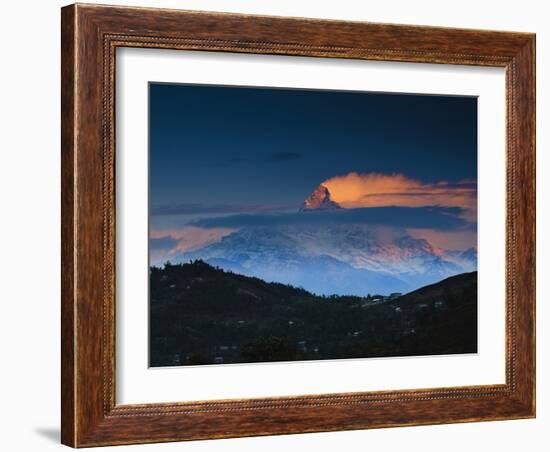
[173,223,476,296]
[300,184,342,211]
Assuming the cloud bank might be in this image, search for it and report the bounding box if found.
[191,206,471,231]
[322,172,476,220]
[151,203,296,217]
[149,226,235,264]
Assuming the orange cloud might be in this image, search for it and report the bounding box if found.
[406,228,477,251]
[322,172,477,220]
[150,226,235,263]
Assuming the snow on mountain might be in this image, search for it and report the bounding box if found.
[445,247,478,272]
[300,184,342,211]
[174,224,475,296]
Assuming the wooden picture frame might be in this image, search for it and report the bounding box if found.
[61,3,535,447]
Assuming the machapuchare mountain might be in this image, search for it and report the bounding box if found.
[170,183,477,296]
[300,184,342,211]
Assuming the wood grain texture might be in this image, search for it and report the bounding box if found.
[60,5,76,446]
[61,3,536,447]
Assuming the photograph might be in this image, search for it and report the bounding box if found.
[49,1,537,448]
[148,83,479,367]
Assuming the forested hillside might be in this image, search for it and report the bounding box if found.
[150,261,477,367]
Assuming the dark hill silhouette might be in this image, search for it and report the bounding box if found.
[150,261,477,366]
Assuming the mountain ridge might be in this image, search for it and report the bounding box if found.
[174,224,476,295]
[150,261,477,367]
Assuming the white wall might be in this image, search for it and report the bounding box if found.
[0,1,546,451]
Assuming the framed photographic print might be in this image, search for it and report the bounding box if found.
[61,3,536,447]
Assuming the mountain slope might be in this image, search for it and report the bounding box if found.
[175,224,471,295]
[300,184,342,211]
[388,271,478,354]
[150,262,477,367]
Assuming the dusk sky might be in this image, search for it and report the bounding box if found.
[149,83,477,261]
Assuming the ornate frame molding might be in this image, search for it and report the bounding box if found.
[62,4,535,447]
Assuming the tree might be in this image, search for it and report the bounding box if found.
[240,336,299,363]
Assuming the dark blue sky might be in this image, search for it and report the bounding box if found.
[149,83,477,211]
